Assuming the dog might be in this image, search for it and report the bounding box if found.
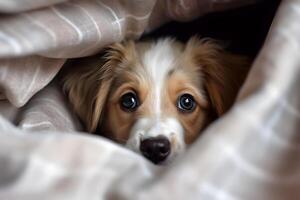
[61,36,249,164]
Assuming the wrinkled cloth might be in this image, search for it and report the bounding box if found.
[1,0,300,200]
[0,0,255,107]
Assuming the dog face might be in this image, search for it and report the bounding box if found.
[62,37,248,164]
[101,39,211,164]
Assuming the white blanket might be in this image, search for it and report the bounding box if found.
[0,0,299,199]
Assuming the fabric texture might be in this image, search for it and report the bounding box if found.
[1,0,299,199]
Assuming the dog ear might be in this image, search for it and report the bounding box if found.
[61,41,135,132]
[185,36,249,116]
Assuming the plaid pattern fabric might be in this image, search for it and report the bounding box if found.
[1,0,299,199]
[0,0,253,107]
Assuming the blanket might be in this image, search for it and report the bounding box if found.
[1,0,300,199]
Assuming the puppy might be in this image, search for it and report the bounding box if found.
[61,36,249,164]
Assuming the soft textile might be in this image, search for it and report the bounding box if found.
[0,0,300,199]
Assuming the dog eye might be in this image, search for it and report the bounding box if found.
[120,92,139,112]
[177,94,196,112]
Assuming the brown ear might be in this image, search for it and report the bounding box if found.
[61,41,135,132]
[185,36,249,116]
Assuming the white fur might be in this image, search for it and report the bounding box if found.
[126,39,185,163]
[143,38,177,119]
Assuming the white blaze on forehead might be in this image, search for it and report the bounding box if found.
[142,38,179,117]
[126,39,186,159]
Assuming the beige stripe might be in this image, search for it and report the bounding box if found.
[0,30,22,54]
[21,121,54,129]
[125,12,151,20]
[223,140,300,184]
[19,65,40,105]
[26,101,74,125]
[51,6,83,44]
[65,2,102,55]
[22,13,58,47]
[96,0,122,38]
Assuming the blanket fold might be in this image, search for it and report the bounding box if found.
[1,0,299,199]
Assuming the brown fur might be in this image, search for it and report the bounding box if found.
[60,37,249,145]
[60,41,137,133]
[185,36,249,116]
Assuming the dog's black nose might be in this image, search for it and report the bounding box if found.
[140,136,171,164]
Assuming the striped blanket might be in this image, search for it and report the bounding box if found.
[0,0,299,199]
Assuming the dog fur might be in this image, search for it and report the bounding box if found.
[60,36,249,164]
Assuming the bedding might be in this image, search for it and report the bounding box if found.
[0,0,300,199]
